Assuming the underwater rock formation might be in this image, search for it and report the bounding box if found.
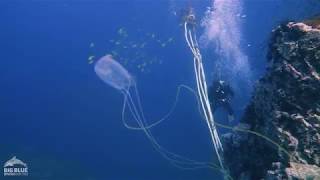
[223,19,320,180]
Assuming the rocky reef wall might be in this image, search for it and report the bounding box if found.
[223,20,320,180]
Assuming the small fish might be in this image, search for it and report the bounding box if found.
[88,55,95,61]
[89,43,94,48]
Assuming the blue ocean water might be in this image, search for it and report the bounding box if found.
[0,1,319,180]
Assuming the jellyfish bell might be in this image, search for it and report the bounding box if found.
[94,54,134,92]
[178,7,196,27]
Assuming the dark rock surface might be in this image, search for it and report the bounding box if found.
[223,20,320,180]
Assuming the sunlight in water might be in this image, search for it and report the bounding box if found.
[201,0,251,85]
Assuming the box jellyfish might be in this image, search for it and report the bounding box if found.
[94,54,222,171]
[183,9,226,172]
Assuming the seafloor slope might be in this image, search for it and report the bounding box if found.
[223,19,320,180]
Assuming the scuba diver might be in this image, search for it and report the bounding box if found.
[208,80,235,122]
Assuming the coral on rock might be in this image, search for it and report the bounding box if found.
[223,18,320,180]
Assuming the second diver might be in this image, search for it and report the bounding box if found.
[208,80,235,122]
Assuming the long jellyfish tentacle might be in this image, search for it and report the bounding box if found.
[125,90,207,167]
[194,55,224,167]
[189,25,223,151]
[184,21,225,170]
[94,52,232,177]
[121,85,226,171]
[122,84,203,130]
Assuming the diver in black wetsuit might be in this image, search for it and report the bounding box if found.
[208,80,235,122]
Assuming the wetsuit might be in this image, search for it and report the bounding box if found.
[208,80,234,118]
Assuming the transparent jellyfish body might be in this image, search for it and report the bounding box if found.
[95,55,133,91]
[94,54,221,170]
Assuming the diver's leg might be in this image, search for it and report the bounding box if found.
[223,103,234,122]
